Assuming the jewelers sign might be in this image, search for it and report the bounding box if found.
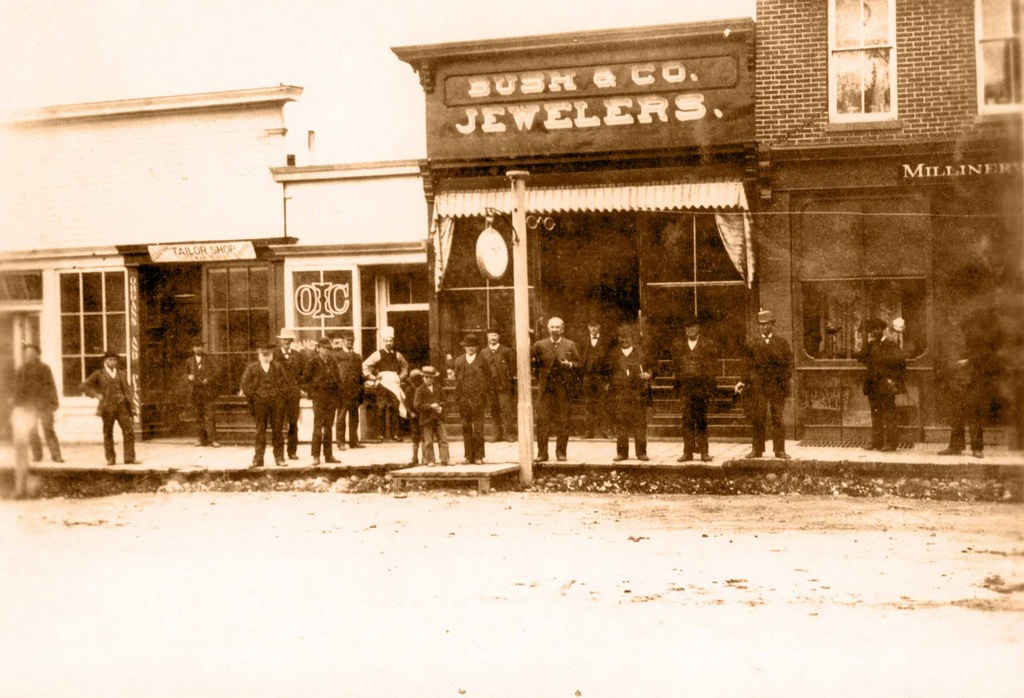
[149,241,256,263]
[400,22,754,161]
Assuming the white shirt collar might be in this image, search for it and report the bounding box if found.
[621,346,634,356]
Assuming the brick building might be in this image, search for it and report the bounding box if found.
[755,0,1022,443]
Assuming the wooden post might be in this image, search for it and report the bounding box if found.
[507,170,534,485]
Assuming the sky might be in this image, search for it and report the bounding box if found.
[1,0,755,163]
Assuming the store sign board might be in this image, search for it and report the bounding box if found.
[425,45,752,160]
[901,161,1022,179]
[149,241,256,263]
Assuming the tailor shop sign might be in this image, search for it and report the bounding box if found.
[431,54,751,159]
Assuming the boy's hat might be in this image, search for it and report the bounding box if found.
[420,365,438,377]
[316,337,332,347]
[757,309,775,324]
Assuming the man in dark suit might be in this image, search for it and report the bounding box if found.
[453,333,493,464]
[81,350,137,465]
[857,317,907,452]
[480,329,516,442]
[608,326,651,462]
[333,330,365,449]
[579,319,613,438]
[240,343,288,468]
[302,337,342,466]
[13,343,63,463]
[939,312,998,459]
[184,338,220,448]
[272,329,305,460]
[735,309,793,459]
[671,316,719,462]
[531,316,581,462]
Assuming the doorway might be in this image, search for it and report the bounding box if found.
[138,264,203,438]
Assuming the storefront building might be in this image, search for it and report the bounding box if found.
[0,87,428,444]
[755,0,1023,444]
[394,20,759,435]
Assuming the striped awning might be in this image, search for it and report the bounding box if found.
[433,179,749,218]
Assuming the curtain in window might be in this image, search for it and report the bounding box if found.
[432,215,455,291]
[713,211,755,288]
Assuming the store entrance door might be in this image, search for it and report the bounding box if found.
[138,264,203,439]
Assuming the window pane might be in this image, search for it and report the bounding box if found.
[863,48,891,113]
[641,217,695,283]
[61,314,81,355]
[63,358,82,396]
[389,274,411,304]
[209,311,229,353]
[865,279,927,358]
[410,269,429,303]
[60,274,80,313]
[862,203,927,276]
[106,313,126,354]
[228,268,248,308]
[208,269,228,309]
[228,310,250,351]
[83,314,105,355]
[982,0,1014,38]
[82,272,102,313]
[84,356,105,380]
[104,272,125,311]
[802,281,865,359]
[251,309,270,348]
[862,0,889,45]
[697,215,743,282]
[835,51,864,114]
[982,41,1017,105]
[23,272,42,301]
[834,0,863,48]
[249,267,269,308]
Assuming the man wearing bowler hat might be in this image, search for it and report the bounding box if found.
[735,309,793,459]
[184,337,220,448]
[452,333,493,464]
[579,319,613,439]
[857,317,907,451]
[671,315,719,462]
[273,328,305,460]
[333,330,365,449]
[240,343,288,468]
[81,350,138,465]
[302,337,342,465]
[480,329,516,442]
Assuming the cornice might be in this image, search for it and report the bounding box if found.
[6,85,304,126]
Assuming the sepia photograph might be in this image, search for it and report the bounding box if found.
[1,0,1022,695]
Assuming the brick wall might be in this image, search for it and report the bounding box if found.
[756,0,1009,147]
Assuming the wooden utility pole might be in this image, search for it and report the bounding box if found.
[507,170,534,484]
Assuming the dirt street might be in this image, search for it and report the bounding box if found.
[2,493,1022,697]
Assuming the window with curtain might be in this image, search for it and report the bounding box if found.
[829,0,896,122]
[59,270,127,396]
[977,0,1022,112]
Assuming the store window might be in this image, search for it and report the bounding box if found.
[977,0,1022,112]
[829,0,897,122]
[60,270,127,396]
[292,268,355,342]
[799,197,928,360]
[207,265,271,394]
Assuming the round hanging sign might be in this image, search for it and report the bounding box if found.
[475,226,509,280]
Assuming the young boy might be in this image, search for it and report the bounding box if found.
[402,368,424,465]
[414,366,450,466]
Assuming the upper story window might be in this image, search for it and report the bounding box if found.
[977,0,1022,112]
[829,0,897,122]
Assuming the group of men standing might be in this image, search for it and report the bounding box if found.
[238,329,367,468]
